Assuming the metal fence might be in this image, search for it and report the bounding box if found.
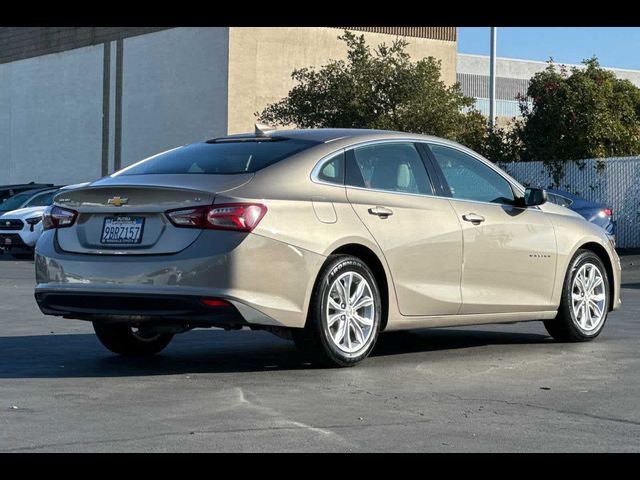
[500,157,640,248]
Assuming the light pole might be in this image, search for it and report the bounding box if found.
[489,27,497,128]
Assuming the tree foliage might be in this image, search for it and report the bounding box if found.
[258,31,487,150]
[258,33,640,188]
[490,58,640,185]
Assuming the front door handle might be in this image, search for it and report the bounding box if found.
[368,206,394,218]
[462,213,485,224]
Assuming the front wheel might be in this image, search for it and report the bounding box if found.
[93,322,174,356]
[544,249,610,342]
[293,255,382,367]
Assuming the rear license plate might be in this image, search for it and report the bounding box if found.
[101,216,145,244]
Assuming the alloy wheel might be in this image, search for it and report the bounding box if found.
[325,271,375,354]
[571,262,607,332]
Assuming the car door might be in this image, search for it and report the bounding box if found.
[345,141,463,316]
[426,142,556,314]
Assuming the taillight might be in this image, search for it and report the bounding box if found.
[201,298,231,307]
[603,208,613,217]
[42,205,78,231]
[166,203,267,232]
[206,204,267,231]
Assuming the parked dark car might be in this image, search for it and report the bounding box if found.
[546,188,616,239]
[0,182,54,204]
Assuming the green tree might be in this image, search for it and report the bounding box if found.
[258,31,487,150]
[513,57,640,185]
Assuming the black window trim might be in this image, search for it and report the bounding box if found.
[415,142,449,197]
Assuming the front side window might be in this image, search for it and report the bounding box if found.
[115,138,321,176]
[346,142,433,195]
[429,144,515,205]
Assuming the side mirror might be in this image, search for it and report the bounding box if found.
[523,187,547,207]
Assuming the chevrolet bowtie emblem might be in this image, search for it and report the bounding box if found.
[107,196,128,207]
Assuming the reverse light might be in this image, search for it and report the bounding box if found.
[166,203,267,232]
[165,207,207,228]
[42,206,78,230]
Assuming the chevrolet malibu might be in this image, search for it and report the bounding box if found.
[34,128,621,367]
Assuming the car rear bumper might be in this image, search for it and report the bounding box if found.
[34,229,326,328]
[35,290,247,328]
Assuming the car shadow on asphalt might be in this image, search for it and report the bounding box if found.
[0,255,30,261]
[622,282,640,290]
[0,328,551,378]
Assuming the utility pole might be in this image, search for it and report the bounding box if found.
[489,27,497,128]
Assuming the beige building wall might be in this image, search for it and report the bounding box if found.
[226,27,457,134]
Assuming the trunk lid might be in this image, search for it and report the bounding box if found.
[54,174,252,255]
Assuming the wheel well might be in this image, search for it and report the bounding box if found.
[579,242,616,312]
[331,244,390,330]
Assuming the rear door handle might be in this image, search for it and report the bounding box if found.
[368,206,394,218]
[462,213,485,224]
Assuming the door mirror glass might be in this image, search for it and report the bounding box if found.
[524,187,547,206]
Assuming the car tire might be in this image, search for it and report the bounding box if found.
[92,322,174,356]
[293,254,382,367]
[544,249,610,342]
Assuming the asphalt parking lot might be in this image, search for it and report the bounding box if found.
[1,253,639,452]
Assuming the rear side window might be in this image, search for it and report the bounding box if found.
[115,138,321,176]
[316,152,344,185]
[346,143,433,195]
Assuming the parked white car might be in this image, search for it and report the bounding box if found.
[0,205,50,258]
[0,183,88,259]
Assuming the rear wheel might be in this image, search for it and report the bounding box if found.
[544,249,610,342]
[293,255,382,367]
[92,322,174,356]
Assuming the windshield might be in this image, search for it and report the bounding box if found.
[114,139,321,176]
[0,191,35,211]
[24,190,58,207]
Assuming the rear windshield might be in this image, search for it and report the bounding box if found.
[114,139,320,176]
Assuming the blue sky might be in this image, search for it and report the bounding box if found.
[458,27,640,70]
